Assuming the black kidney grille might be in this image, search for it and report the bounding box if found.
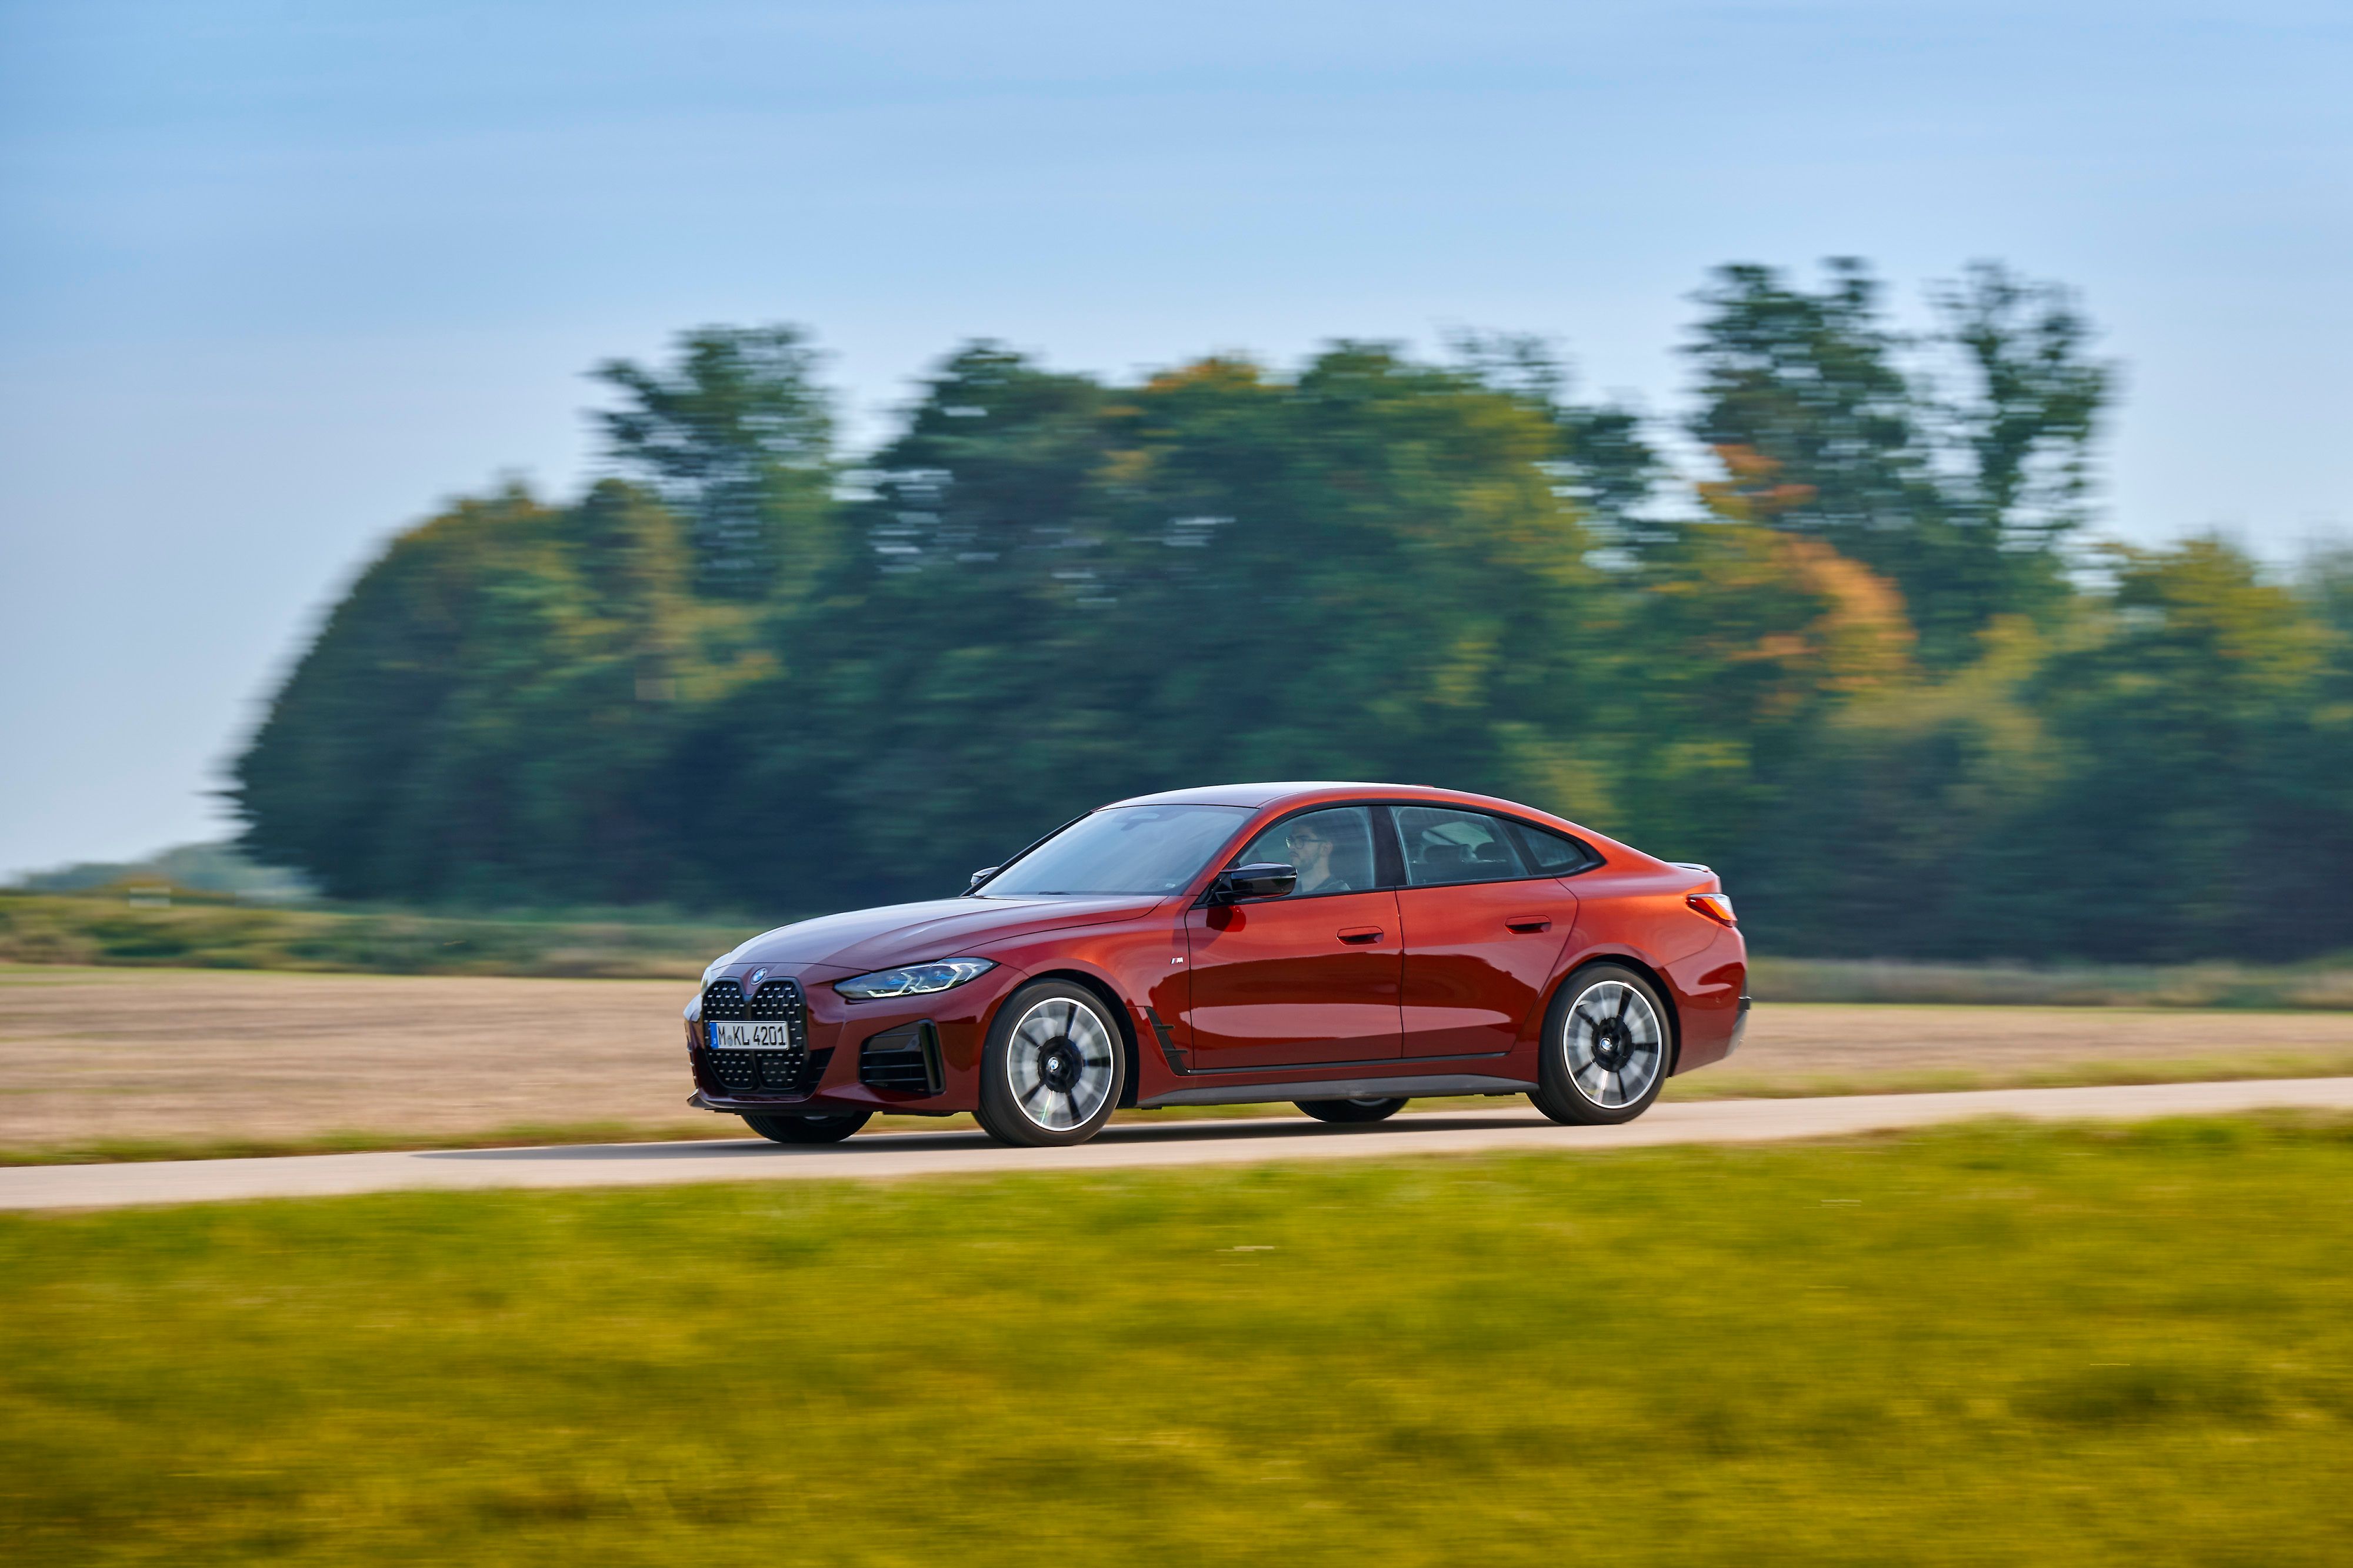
[702,978,806,1038]
[709,1045,832,1097]
[708,1044,809,1093]
[748,979,804,1022]
[720,1050,799,1092]
[702,979,747,1020]
[709,1049,764,1092]
[702,970,828,1100]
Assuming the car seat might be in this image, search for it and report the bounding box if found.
[1417,842,1468,879]
[1328,841,1374,891]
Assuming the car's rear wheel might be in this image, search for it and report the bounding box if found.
[1529,963,1672,1126]
[975,981,1126,1147]
[1294,1097,1407,1124]
[742,1110,872,1145]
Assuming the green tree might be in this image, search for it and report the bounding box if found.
[1741,541,2353,962]
[234,481,742,903]
[593,325,839,599]
[2007,539,2346,960]
[703,342,1618,903]
[237,287,2353,962]
[1445,331,1667,552]
[1687,259,2111,663]
[1934,262,2111,551]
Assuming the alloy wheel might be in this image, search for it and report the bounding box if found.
[1005,997,1118,1132]
[1561,979,1665,1109]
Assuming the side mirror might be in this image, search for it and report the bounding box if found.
[1209,862,1297,903]
[968,866,1001,888]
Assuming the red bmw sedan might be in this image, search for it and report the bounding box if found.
[684,782,1749,1147]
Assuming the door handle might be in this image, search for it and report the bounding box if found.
[1506,916,1552,933]
[1337,926,1384,945]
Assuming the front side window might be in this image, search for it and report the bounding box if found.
[1234,806,1379,896]
[1395,805,1528,886]
[983,805,1250,896]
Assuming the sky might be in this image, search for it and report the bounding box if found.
[1,0,2348,877]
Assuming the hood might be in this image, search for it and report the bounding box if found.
[726,895,1166,975]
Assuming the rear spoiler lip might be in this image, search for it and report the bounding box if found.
[1667,860,1725,895]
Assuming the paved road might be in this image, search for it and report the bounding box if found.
[6,1076,2351,1212]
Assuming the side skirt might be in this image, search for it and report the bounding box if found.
[1139,1073,1537,1109]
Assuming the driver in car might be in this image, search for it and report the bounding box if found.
[1285,816,1348,895]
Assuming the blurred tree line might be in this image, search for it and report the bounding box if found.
[233,263,2353,961]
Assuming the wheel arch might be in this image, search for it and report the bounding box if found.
[1550,951,1683,1075]
[1021,966,1144,1109]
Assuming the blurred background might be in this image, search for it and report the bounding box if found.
[5,1,2351,965]
[12,19,2353,1562]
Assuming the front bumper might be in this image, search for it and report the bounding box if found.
[683,960,1022,1115]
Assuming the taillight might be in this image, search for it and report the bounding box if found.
[1687,892,1737,927]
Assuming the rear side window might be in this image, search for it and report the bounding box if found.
[1394,806,1528,886]
[1510,820,1600,875]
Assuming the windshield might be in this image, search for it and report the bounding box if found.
[981,805,1250,897]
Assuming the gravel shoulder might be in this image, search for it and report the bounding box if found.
[6,1077,2353,1209]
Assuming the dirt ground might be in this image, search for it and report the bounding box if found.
[6,963,2353,1157]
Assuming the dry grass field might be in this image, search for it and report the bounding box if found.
[6,963,2353,1161]
[0,966,705,1156]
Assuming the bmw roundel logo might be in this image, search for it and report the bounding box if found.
[748,968,769,989]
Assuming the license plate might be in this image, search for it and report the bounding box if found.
[709,1020,795,1050]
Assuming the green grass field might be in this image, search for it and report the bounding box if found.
[4,1117,2351,1565]
[0,893,754,979]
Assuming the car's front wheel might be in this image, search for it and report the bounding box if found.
[975,981,1127,1147]
[742,1110,873,1145]
[1529,963,1672,1126]
[1294,1097,1407,1124]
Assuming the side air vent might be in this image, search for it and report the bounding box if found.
[859,1021,944,1096]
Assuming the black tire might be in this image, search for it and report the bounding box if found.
[742,1110,872,1145]
[975,980,1128,1147]
[1294,1097,1408,1124]
[1529,963,1674,1126]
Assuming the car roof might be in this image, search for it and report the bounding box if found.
[1108,781,1562,818]
[1107,782,1395,809]
[1101,783,1662,872]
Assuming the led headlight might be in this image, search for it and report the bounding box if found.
[834,958,996,1001]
